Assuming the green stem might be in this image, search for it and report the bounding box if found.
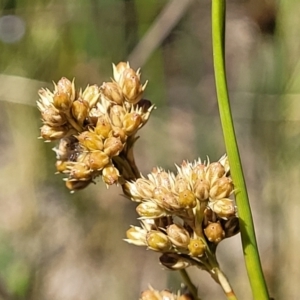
[179,269,202,300]
[211,0,269,299]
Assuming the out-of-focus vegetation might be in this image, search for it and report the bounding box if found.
[0,0,299,299]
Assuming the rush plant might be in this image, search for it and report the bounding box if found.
[36,1,269,299]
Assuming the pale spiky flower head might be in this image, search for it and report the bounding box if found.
[126,155,236,219]
[37,62,155,191]
[124,155,239,268]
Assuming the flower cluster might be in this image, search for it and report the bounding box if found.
[37,62,154,190]
[124,156,239,270]
[139,286,192,300]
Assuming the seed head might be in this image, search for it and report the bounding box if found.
[112,61,129,83]
[204,222,225,243]
[81,84,100,108]
[146,231,172,252]
[205,162,226,186]
[56,77,75,100]
[71,98,89,126]
[69,162,91,180]
[166,224,190,248]
[53,92,72,111]
[65,179,92,191]
[194,178,210,201]
[125,226,147,246]
[41,107,67,127]
[40,124,70,140]
[101,81,124,105]
[95,115,112,138]
[88,151,110,171]
[103,136,123,157]
[209,198,236,219]
[188,238,206,257]
[102,164,120,185]
[122,112,142,135]
[77,131,104,151]
[177,189,197,208]
[136,202,167,219]
[209,177,234,200]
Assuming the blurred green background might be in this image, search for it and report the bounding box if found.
[0,0,299,299]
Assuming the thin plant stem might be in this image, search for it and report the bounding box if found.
[179,269,202,300]
[211,0,269,299]
[213,267,237,300]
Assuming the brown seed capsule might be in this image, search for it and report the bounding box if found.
[77,131,104,151]
[119,68,144,104]
[65,179,92,191]
[103,136,123,157]
[136,202,166,218]
[146,231,172,252]
[122,112,142,135]
[136,99,152,112]
[191,163,206,183]
[88,151,110,170]
[113,61,129,83]
[101,81,124,105]
[56,77,74,99]
[205,162,226,185]
[41,107,67,127]
[135,178,155,199]
[159,253,190,270]
[40,124,69,140]
[71,98,89,126]
[166,224,190,248]
[102,165,120,185]
[188,238,206,257]
[209,198,236,219]
[194,178,210,201]
[125,226,147,246]
[81,84,100,108]
[209,177,234,200]
[112,126,127,142]
[155,189,179,210]
[69,163,91,180]
[177,189,197,208]
[95,115,112,138]
[110,105,125,128]
[53,92,72,111]
[152,186,170,207]
[204,222,225,243]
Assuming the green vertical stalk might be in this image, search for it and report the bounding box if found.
[211,0,269,299]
